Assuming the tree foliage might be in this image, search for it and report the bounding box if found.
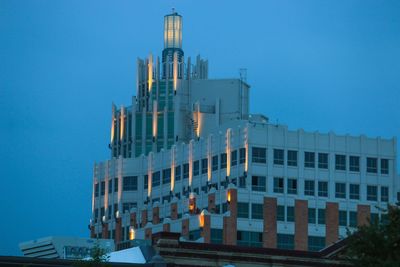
[74,242,110,267]
[345,204,400,267]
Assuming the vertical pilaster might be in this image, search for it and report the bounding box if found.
[263,197,277,248]
[115,218,122,244]
[326,202,339,246]
[202,214,211,243]
[182,218,189,238]
[223,187,237,245]
[294,199,308,251]
[130,212,137,229]
[171,202,178,220]
[153,206,160,224]
[357,204,371,227]
[102,223,109,239]
[208,193,216,213]
[141,209,148,227]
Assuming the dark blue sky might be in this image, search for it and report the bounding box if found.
[1,0,399,256]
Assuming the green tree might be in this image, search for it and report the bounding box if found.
[345,204,400,267]
[74,242,110,267]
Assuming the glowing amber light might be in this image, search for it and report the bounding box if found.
[173,52,178,91]
[199,214,205,228]
[148,54,153,92]
[152,101,157,138]
[244,142,249,172]
[110,117,115,143]
[170,146,176,192]
[226,129,231,176]
[129,227,135,240]
[227,190,231,203]
[120,109,125,140]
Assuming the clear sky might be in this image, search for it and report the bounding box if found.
[1,0,399,256]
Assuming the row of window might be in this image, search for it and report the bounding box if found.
[254,147,389,174]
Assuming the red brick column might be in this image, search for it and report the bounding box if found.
[357,204,371,227]
[141,209,148,227]
[182,218,189,238]
[115,217,122,244]
[326,202,339,246]
[153,206,160,224]
[294,199,308,251]
[163,223,170,232]
[189,195,197,214]
[90,226,95,238]
[145,227,152,240]
[223,188,237,245]
[171,202,178,220]
[102,223,108,239]
[130,212,137,228]
[208,193,216,213]
[202,214,211,243]
[263,197,277,248]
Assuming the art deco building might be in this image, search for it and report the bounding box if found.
[89,10,399,252]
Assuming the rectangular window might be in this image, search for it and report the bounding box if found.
[107,205,112,220]
[251,203,263,219]
[335,183,346,199]
[381,159,389,174]
[273,149,284,165]
[183,163,189,179]
[152,172,160,187]
[210,229,223,244]
[349,156,360,172]
[252,176,266,192]
[308,236,325,252]
[349,184,359,200]
[367,185,378,201]
[287,206,294,222]
[237,231,263,247]
[175,166,181,181]
[335,154,346,171]
[308,208,316,224]
[144,175,148,189]
[318,208,325,225]
[339,210,347,226]
[94,183,99,196]
[318,181,328,197]
[239,148,246,164]
[231,150,237,166]
[108,180,112,194]
[122,202,137,213]
[304,180,315,196]
[162,168,171,184]
[273,177,284,193]
[114,178,118,193]
[239,176,246,188]
[123,176,138,191]
[193,160,199,176]
[277,205,285,221]
[349,211,357,227]
[305,152,315,168]
[100,181,105,196]
[252,147,266,163]
[201,158,208,174]
[318,153,328,169]
[381,186,389,202]
[237,202,249,218]
[188,229,201,241]
[220,153,227,169]
[277,234,294,250]
[287,150,298,167]
[212,155,218,171]
[367,157,377,173]
[287,178,297,195]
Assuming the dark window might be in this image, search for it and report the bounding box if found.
[252,147,266,163]
[212,155,218,171]
[277,234,294,250]
[107,205,112,220]
[188,229,201,241]
[287,150,298,166]
[287,178,297,195]
[239,176,246,188]
[201,158,208,174]
[251,203,263,219]
[94,183,99,196]
[318,153,328,169]
[183,163,189,179]
[367,157,377,173]
[193,160,199,176]
[381,159,389,174]
[317,208,325,225]
[273,149,284,165]
[308,208,316,224]
[152,172,160,187]
[114,178,118,193]
[237,231,263,247]
[123,176,138,191]
[381,186,389,202]
[277,205,285,221]
[175,166,181,181]
[349,211,357,227]
[367,185,377,201]
[239,148,246,164]
[305,152,315,168]
[339,210,347,226]
[220,153,227,169]
[100,181,105,196]
[273,177,284,193]
[237,202,249,218]
[108,180,112,194]
[162,168,171,184]
[122,202,136,213]
[308,236,325,251]
[335,155,346,171]
[287,206,294,222]
[252,176,266,192]
[210,229,223,244]
[304,180,315,196]
[231,150,237,166]
[349,184,359,200]
[318,181,328,197]
[349,156,360,172]
[144,175,148,189]
[335,183,346,199]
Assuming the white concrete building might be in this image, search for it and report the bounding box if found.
[89,10,399,252]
